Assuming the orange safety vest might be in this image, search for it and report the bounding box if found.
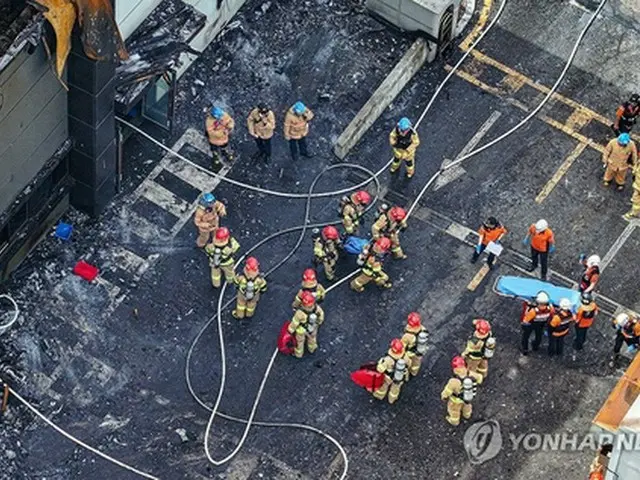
[523,305,554,324]
[550,312,574,337]
[576,304,598,328]
[579,266,600,291]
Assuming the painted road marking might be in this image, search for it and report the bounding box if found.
[140,180,191,219]
[600,220,640,272]
[434,110,502,190]
[535,142,588,203]
[459,0,492,51]
[467,264,491,291]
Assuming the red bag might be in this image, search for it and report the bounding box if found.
[351,362,385,392]
[73,260,99,281]
[277,321,296,355]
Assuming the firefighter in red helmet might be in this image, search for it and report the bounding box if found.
[205,227,240,288]
[372,205,408,259]
[232,257,267,319]
[441,356,477,426]
[313,226,341,281]
[340,190,371,235]
[350,237,392,292]
[462,319,496,384]
[287,291,325,358]
[292,268,326,309]
[372,338,411,404]
[401,312,429,377]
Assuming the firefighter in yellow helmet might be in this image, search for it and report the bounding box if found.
[205,227,240,288]
[194,193,227,248]
[313,226,341,281]
[340,190,371,235]
[292,269,326,309]
[287,291,325,358]
[462,319,496,384]
[372,205,408,259]
[372,338,411,404]
[401,312,429,377]
[390,117,420,178]
[350,237,393,292]
[441,356,477,426]
[232,257,267,319]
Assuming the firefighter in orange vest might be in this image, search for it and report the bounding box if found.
[288,291,324,358]
[350,237,392,292]
[523,219,555,281]
[372,205,408,259]
[441,356,476,426]
[232,257,267,319]
[462,319,496,384]
[401,312,429,377]
[372,338,411,404]
[472,216,507,268]
[292,269,326,309]
[194,192,227,248]
[548,298,575,356]
[521,291,555,355]
[610,312,640,367]
[205,227,240,288]
[389,117,420,178]
[340,190,371,235]
[579,254,601,293]
[313,226,341,281]
[205,106,235,164]
[612,93,640,135]
[573,292,599,353]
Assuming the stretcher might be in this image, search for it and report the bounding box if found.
[493,275,581,312]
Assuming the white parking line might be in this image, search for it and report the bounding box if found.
[601,220,640,271]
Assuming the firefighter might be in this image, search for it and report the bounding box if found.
[623,162,640,220]
[523,219,555,281]
[462,319,496,384]
[232,257,267,319]
[372,339,411,404]
[610,313,640,367]
[573,292,599,353]
[247,104,276,163]
[313,226,341,281]
[193,193,227,248]
[205,227,240,288]
[350,237,392,292]
[340,190,372,235]
[521,291,555,355]
[287,291,324,358]
[284,101,314,161]
[292,268,326,309]
[579,254,601,293]
[400,312,429,377]
[602,133,637,190]
[612,93,640,135]
[472,216,507,268]
[205,106,235,165]
[389,117,420,178]
[372,205,408,259]
[441,356,476,426]
[548,298,575,356]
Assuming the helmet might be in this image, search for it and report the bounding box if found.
[581,291,593,304]
[300,291,316,308]
[302,268,317,283]
[389,206,407,222]
[618,133,631,145]
[397,117,412,131]
[615,313,630,328]
[353,190,371,205]
[559,298,572,311]
[293,101,306,115]
[484,216,498,229]
[215,227,230,242]
[586,255,601,268]
[245,257,259,272]
[536,291,550,304]
[407,312,421,328]
[373,237,391,253]
[211,106,224,120]
[321,225,339,240]
[390,338,404,355]
[534,219,548,232]
[474,319,491,336]
[201,192,215,206]
[451,356,466,370]
[257,103,268,112]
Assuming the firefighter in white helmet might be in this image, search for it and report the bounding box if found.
[441,356,476,426]
[579,254,601,294]
[372,338,411,404]
[521,291,555,355]
[548,298,575,356]
[610,313,640,367]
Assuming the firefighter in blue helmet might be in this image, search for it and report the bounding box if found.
[390,117,420,178]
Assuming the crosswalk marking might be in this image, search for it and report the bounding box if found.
[140,180,191,219]
[163,158,219,193]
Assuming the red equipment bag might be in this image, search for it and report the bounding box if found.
[350,362,385,392]
[73,260,99,281]
[277,321,296,355]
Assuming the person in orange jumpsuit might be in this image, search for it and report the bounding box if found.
[573,292,598,354]
[523,219,555,280]
[521,291,555,355]
[471,216,507,268]
[548,298,575,356]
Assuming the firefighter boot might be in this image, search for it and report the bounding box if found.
[350,273,372,292]
[221,265,236,284]
[372,376,391,400]
[294,327,306,358]
[477,359,489,379]
[409,355,422,377]
[306,330,318,354]
[323,260,336,281]
[232,294,247,319]
[406,159,415,178]
[388,382,402,404]
[245,298,258,318]
[390,158,401,174]
[374,272,392,289]
[446,399,463,426]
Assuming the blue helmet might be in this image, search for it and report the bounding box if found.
[398,117,412,131]
[201,192,216,206]
[211,107,224,120]
[293,101,306,115]
[618,133,631,145]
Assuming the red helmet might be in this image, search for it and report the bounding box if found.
[302,268,316,283]
[407,312,421,328]
[451,356,466,370]
[322,225,339,240]
[390,338,404,355]
[353,190,371,205]
[215,227,230,242]
[474,319,491,336]
[373,237,391,252]
[300,291,316,308]
[245,257,259,272]
[389,206,407,222]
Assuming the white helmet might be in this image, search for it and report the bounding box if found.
[559,298,572,310]
[535,219,548,232]
[536,291,550,304]
[587,255,601,268]
[615,313,630,328]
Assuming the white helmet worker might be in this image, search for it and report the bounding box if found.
[614,313,630,329]
[536,291,550,304]
[559,298,572,310]
[586,255,601,268]
[535,219,548,232]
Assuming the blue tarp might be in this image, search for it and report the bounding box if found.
[343,236,369,255]
[495,276,581,312]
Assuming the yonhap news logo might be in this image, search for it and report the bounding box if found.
[463,420,502,464]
